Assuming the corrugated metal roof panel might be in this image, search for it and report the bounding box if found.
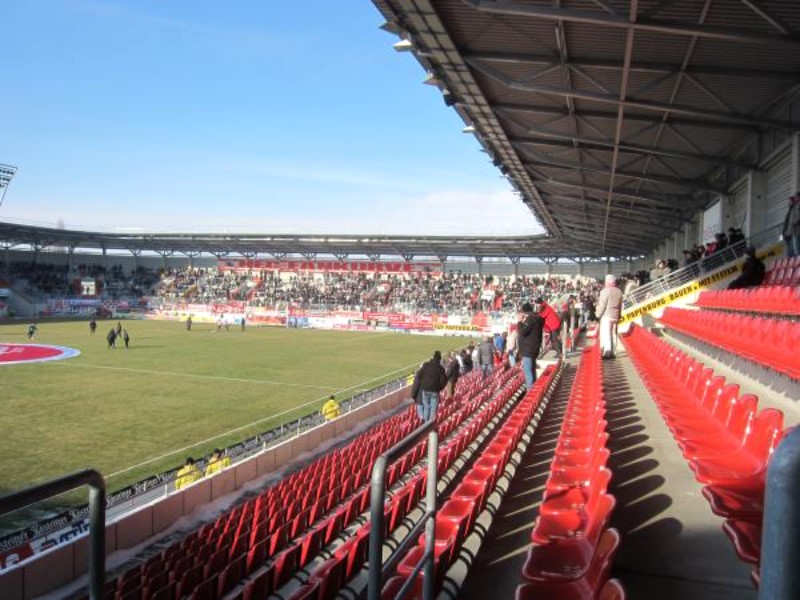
[371,0,800,256]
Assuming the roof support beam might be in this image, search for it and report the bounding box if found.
[465,50,800,82]
[493,102,759,132]
[463,0,800,45]
[557,228,655,250]
[538,177,694,210]
[555,222,654,248]
[510,134,754,169]
[739,0,791,35]
[522,152,720,192]
[542,193,685,225]
[549,204,677,234]
[601,0,638,253]
[466,58,799,130]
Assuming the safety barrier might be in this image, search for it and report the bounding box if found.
[368,421,439,600]
[0,470,106,600]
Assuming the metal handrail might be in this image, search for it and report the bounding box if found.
[622,224,783,310]
[0,470,105,599]
[760,427,800,600]
[368,420,439,600]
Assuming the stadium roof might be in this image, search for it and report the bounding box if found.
[0,220,614,261]
[372,0,800,255]
[4,1,800,261]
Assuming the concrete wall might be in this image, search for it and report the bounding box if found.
[0,386,410,600]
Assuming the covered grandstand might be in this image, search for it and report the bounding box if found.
[1,1,800,600]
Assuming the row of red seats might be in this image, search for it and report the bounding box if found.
[518,345,624,600]
[764,256,800,286]
[695,285,800,316]
[94,369,515,600]
[277,368,528,600]
[225,371,521,598]
[623,324,788,586]
[659,307,799,379]
[380,364,561,599]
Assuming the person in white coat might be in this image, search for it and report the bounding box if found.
[596,274,624,358]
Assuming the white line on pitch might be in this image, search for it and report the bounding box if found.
[102,358,424,481]
[50,363,335,390]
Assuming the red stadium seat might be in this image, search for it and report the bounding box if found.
[520,528,620,590]
[723,519,762,565]
[273,543,301,590]
[217,554,245,597]
[690,409,785,486]
[285,579,320,600]
[243,566,273,600]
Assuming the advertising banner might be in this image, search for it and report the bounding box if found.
[218,259,441,274]
[618,243,783,326]
[148,304,515,336]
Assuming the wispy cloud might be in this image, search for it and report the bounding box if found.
[3,188,543,237]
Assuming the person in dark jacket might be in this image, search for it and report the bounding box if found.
[410,351,447,421]
[728,247,765,289]
[122,329,130,349]
[107,328,117,349]
[89,318,97,335]
[478,336,494,379]
[444,351,460,398]
[517,302,544,390]
[460,348,473,375]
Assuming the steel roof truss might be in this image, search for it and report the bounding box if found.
[467,58,798,130]
[464,51,800,82]
[463,0,800,45]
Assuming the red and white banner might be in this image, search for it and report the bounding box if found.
[218,259,441,274]
[149,304,513,337]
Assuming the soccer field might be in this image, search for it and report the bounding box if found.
[0,320,467,496]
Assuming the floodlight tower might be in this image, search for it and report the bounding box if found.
[0,164,18,209]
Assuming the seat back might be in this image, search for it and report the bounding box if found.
[725,394,759,443]
[312,554,346,600]
[744,409,785,463]
[709,383,740,423]
[700,376,726,413]
[692,369,714,403]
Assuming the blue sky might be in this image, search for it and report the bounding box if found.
[0,0,542,236]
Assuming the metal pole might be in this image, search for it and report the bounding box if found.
[760,428,800,600]
[369,455,389,600]
[367,421,438,600]
[88,481,106,600]
[423,430,438,600]
[0,469,106,600]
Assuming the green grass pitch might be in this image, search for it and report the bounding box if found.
[0,320,468,496]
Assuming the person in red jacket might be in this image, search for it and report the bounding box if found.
[536,297,562,356]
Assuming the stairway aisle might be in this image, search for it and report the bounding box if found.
[457,362,577,600]
[603,354,756,600]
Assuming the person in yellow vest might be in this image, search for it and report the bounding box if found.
[204,448,232,476]
[175,457,202,490]
[321,395,341,421]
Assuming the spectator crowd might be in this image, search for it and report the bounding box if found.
[155,268,603,315]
